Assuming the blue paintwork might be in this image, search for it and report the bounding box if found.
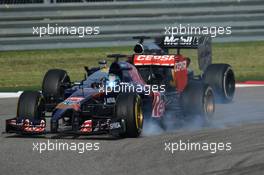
[51,61,147,122]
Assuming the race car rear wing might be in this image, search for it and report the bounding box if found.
[155,35,209,49]
[155,35,212,71]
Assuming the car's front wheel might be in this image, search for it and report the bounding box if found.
[115,93,144,138]
[42,69,71,111]
[17,91,45,122]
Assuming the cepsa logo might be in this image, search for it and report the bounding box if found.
[135,55,175,61]
[134,55,175,66]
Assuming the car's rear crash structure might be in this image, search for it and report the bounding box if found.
[133,35,235,103]
[5,35,235,137]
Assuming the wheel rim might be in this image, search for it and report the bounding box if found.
[135,97,143,130]
[224,68,235,99]
[204,88,215,120]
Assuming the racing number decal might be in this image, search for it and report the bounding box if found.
[173,56,188,92]
[175,60,187,72]
[152,92,165,118]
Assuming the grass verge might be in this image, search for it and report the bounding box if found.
[0,41,263,91]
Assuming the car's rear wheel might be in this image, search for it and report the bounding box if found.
[42,69,70,111]
[115,93,143,138]
[204,64,235,103]
[182,81,215,124]
[17,91,45,123]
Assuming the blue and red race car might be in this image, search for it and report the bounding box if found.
[5,35,235,138]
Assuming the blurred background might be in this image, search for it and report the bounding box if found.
[0,0,263,91]
[0,0,264,50]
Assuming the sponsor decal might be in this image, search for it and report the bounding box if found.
[164,36,198,46]
[22,119,46,133]
[57,97,83,110]
[63,97,84,105]
[134,55,175,66]
[106,97,116,103]
[110,122,121,130]
[80,120,92,133]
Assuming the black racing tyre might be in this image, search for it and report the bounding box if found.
[115,93,143,138]
[182,81,215,123]
[42,69,70,102]
[17,91,45,122]
[204,64,235,103]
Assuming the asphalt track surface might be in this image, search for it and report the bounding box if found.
[1,87,264,175]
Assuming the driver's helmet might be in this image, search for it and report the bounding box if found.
[99,60,107,69]
[105,73,121,89]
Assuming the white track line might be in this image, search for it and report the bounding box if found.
[235,84,264,88]
[0,91,23,98]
